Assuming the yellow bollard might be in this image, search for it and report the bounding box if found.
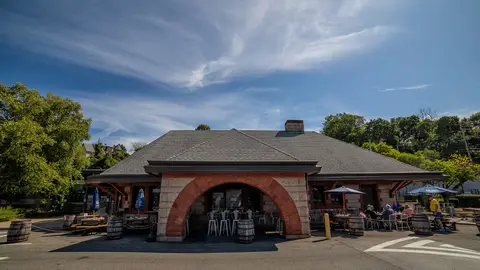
[324,213,331,240]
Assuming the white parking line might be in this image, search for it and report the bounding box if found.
[365,237,418,252]
[403,240,480,255]
[0,242,32,246]
[0,257,9,261]
[365,237,480,260]
[369,248,480,260]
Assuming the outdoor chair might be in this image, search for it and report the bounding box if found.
[389,214,398,230]
[207,211,218,236]
[276,218,284,235]
[258,213,266,225]
[397,214,410,231]
[231,210,240,235]
[365,217,380,230]
[219,210,231,236]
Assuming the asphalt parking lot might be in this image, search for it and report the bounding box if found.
[1,219,479,270]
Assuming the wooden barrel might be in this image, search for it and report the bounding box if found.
[7,220,32,243]
[63,215,76,229]
[411,214,432,236]
[348,217,364,236]
[237,220,254,244]
[107,219,123,240]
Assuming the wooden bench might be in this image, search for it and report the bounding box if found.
[455,208,474,220]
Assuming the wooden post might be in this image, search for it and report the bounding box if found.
[144,186,150,211]
[113,189,118,214]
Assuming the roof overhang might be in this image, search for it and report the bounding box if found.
[308,171,446,182]
[144,160,321,174]
[87,174,159,184]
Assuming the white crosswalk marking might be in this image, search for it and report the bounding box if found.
[365,237,480,260]
[0,235,7,238]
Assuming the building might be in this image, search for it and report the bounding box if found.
[82,143,96,157]
[88,120,444,242]
[82,143,124,157]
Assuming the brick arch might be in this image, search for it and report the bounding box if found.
[165,174,302,238]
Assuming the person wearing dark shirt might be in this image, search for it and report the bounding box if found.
[364,204,379,219]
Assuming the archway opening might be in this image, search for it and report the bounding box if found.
[185,183,283,241]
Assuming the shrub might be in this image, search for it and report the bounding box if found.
[0,206,20,222]
[20,208,63,218]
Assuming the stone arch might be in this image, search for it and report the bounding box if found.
[165,174,303,238]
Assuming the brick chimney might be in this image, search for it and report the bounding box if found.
[285,120,304,133]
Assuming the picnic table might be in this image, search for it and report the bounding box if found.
[428,215,457,231]
[124,215,150,230]
[72,217,107,235]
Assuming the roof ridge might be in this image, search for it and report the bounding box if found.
[166,130,231,161]
[233,129,300,161]
[101,131,173,175]
[313,132,426,171]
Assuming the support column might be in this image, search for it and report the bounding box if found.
[274,176,311,239]
[157,175,195,242]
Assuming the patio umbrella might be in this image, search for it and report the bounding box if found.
[135,189,145,214]
[407,184,458,195]
[91,188,100,215]
[325,186,365,213]
[407,184,458,214]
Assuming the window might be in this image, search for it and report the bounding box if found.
[471,189,480,194]
[212,192,225,210]
[330,193,343,204]
[311,186,325,204]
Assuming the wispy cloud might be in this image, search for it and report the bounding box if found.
[380,84,431,92]
[74,88,284,150]
[0,0,398,89]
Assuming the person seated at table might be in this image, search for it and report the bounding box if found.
[402,204,414,217]
[381,204,394,220]
[391,200,402,212]
[428,195,445,231]
[365,205,379,219]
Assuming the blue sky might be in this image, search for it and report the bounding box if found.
[1,0,479,150]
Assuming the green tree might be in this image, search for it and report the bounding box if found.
[0,83,91,202]
[434,116,463,158]
[196,124,211,130]
[363,142,480,188]
[323,113,366,145]
[462,112,480,162]
[391,115,421,152]
[88,141,129,169]
[364,118,396,145]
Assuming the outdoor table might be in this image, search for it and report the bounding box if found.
[124,216,150,230]
[334,214,350,230]
[428,216,457,231]
[463,208,480,215]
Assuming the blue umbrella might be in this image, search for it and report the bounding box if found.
[92,188,100,213]
[135,189,145,212]
[407,184,458,195]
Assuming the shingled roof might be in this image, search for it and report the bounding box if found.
[97,129,435,178]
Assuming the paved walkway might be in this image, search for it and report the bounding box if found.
[1,220,479,269]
